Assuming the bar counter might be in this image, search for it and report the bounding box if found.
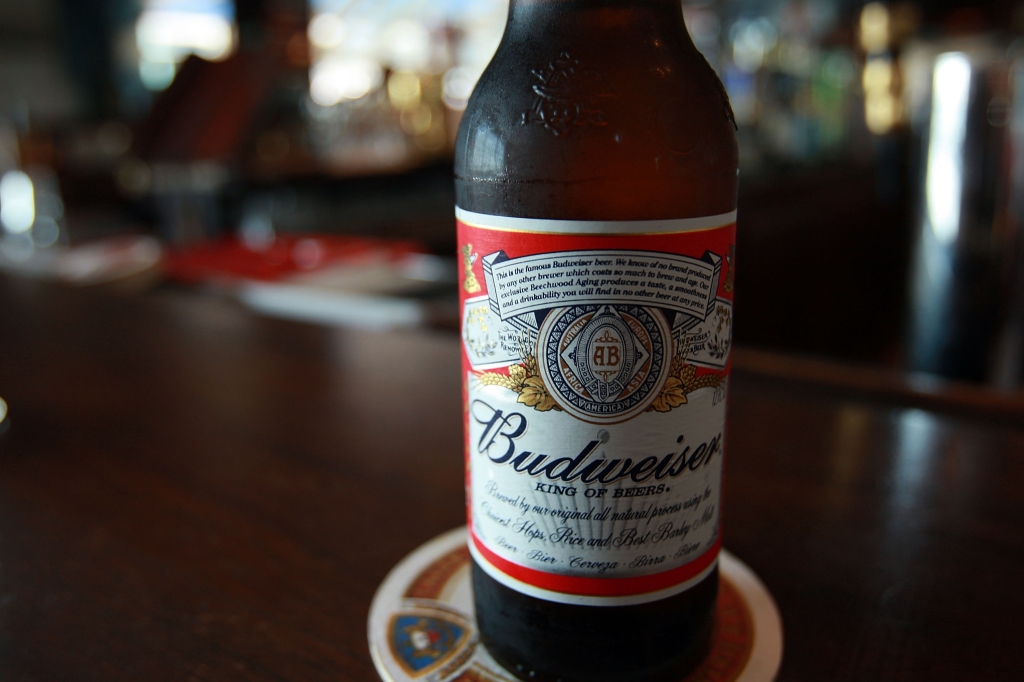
[1,276,1022,681]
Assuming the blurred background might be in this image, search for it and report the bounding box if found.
[1,0,1023,388]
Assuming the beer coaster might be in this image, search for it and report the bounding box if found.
[368,527,782,682]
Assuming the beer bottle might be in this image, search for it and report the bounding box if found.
[455,2,738,681]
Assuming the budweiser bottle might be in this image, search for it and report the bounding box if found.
[455,1,738,680]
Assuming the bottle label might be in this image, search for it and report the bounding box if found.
[458,208,736,606]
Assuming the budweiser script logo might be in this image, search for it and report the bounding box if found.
[471,400,721,485]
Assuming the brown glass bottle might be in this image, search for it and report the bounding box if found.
[455,2,737,682]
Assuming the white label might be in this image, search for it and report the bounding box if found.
[459,212,736,605]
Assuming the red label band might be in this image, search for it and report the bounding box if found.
[471,528,721,597]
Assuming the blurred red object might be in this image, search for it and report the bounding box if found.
[164,235,425,284]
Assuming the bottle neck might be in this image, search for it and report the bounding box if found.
[506,0,690,42]
[509,0,681,9]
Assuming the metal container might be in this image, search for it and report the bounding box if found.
[905,39,1024,387]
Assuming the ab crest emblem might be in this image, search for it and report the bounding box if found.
[538,304,672,423]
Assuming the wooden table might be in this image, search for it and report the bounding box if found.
[1,276,1022,681]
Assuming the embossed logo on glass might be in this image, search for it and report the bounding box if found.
[522,52,613,137]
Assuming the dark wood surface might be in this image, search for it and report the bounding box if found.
[1,276,1022,681]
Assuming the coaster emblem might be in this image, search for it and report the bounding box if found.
[389,614,470,677]
[538,305,672,423]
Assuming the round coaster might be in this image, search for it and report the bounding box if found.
[369,527,782,682]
